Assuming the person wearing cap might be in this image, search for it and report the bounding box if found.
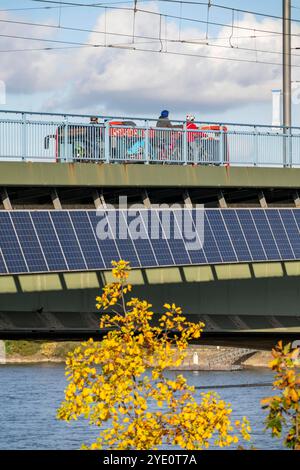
[156,109,173,128]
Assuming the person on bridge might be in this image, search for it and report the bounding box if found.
[186,114,201,164]
[156,110,173,128]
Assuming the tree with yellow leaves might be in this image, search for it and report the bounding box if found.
[57,260,251,450]
[261,341,300,450]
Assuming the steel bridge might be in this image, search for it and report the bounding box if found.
[0,110,300,347]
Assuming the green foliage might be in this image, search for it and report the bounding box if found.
[261,341,300,450]
[5,340,42,357]
[4,340,79,359]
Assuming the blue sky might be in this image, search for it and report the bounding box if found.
[0,1,300,125]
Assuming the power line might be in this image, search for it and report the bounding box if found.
[1,30,300,68]
[0,1,134,12]
[29,0,300,27]
[1,16,300,59]
[155,0,296,23]
[0,1,298,69]
[28,2,300,39]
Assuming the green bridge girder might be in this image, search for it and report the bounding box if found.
[0,162,300,345]
[1,162,300,188]
[0,262,299,346]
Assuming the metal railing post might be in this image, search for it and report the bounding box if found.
[183,123,187,164]
[63,116,69,162]
[22,112,27,161]
[219,125,224,165]
[145,120,149,164]
[104,120,110,163]
[288,127,293,167]
[283,126,287,167]
[254,126,258,166]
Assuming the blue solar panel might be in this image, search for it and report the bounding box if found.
[222,210,252,262]
[202,213,223,264]
[281,210,300,259]
[11,212,48,272]
[161,210,191,265]
[142,210,174,265]
[236,210,267,261]
[0,249,7,274]
[0,212,28,273]
[0,208,300,276]
[175,209,207,264]
[50,212,87,270]
[265,210,295,260]
[87,211,121,268]
[251,210,281,260]
[31,212,67,271]
[126,210,158,267]
[206,210,237,263]
[292,208,300,231]
[69,211,105,270]
[114,212,140,267]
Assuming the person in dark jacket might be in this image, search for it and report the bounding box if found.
[156,109,173,128]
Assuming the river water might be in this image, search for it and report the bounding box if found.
[0,364,284,450]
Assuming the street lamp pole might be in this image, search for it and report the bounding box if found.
[283,0,291,166]
[283,0,291,130]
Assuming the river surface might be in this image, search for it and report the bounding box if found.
[0,364,284,450]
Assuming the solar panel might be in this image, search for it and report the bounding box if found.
[0,208,299,276]
[281,210,300,258]
[50,212,87,270]
[206,210,237,263]
[221,210,252,262]
[175,209,207,265]
[69,211,105,270]
[235,210,267,262]
[0,249,7,274]
[126,210,158,267]
[11,212,48,272]
[265,210,295,260]
[197,212,222,264]
[161,210,191,265]
[87,211,120,268]
[31,211,68,271]
[114,211,141,267]
[0,212,28,273]
[141,210,175,266]
[251,210,281,260]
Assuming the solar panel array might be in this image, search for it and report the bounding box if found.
[0,209,299,275]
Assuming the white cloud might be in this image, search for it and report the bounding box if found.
[0,7,296,118]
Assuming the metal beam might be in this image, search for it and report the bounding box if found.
[183,190,193,208]
[93,189,107,209]
[50,188,62,210]
[258,190,268,208]
[0,188,12,210]
[217,190,227,209]
[142,189,151,208]
[293,190,300,208]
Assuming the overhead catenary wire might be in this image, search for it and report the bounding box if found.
[29,0,300,26]
[1,30,300,68]
[0,0,297,70]
[0,0,292,43]
[24,2,300,40]
[1,15,300,59]
[0,1,135,12]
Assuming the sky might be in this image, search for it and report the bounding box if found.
[0,0,300,125]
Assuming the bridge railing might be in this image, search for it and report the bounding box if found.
[0,110,300,167]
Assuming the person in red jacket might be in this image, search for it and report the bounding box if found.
[186,114,200,163]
